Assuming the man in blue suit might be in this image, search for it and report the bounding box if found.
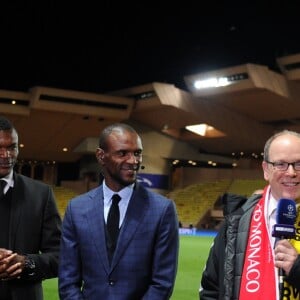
[59,123,179,300]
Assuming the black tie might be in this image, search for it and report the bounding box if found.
[107,194,121,259]
[0,180,6,199]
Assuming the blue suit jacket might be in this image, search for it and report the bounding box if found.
[59,183,179,300]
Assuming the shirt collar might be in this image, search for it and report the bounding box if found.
[102,180,134,204]
[1,170,14,189]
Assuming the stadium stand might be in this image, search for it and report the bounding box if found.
[169,179,266,229]
[51,178,266,225]
[52,186,78,217]
[226,179,266,197]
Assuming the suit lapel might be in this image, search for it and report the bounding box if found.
[111,184,149,268]
[9,174,24,249]
[86,186,110,273]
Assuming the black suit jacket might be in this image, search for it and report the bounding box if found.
[4,173,61,300]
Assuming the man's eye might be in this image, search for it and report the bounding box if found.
[134,151,142,157]
[8,146,17,151]
[117,151,127,157]
[275,162,285,167]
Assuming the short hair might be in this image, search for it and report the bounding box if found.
[0,116,14,131]
[263,130,300,161]
[99,123,138,150]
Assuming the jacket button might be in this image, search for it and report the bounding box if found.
[109,280,115,286]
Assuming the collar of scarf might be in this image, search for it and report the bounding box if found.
[239,185,278,299]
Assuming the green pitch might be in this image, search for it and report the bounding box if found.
[171,235,214,299]
[42,235,214,300]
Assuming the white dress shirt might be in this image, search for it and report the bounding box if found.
[267,193,278,247]
[0,170,14,195]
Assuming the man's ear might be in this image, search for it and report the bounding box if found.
[262,161,270,181]
[96,148,105,163]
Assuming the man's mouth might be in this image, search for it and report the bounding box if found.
[122,165,139,171]
[0,161,12,168]
[282,182,299,187]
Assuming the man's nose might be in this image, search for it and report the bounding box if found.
[0,148,10,157]
[126,152,139,163]
[286,164,297,175]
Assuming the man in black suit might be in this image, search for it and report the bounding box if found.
[0,116,61,300]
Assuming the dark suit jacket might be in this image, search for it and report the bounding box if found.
[59,183,179,300]
[3,173,61,300]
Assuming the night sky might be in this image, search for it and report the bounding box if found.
[1,2,300,94]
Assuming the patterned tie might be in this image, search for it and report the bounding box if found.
[107,194,121,260]
[0,180,6,199]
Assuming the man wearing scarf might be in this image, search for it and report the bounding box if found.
[200,130,300,300]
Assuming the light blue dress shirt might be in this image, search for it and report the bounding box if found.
[103,181,134,227]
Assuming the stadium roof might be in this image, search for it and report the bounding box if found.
[2,53,300,165]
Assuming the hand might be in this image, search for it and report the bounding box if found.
[0,248,12,260]
[0,248,13,275]
[274,239,298,275]
[0,248,25,280]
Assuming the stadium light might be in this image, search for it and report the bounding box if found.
[193,76,231,89]
[185,124,213,136]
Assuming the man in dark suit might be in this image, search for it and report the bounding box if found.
[0,116,61,300]
[59,123,179,300]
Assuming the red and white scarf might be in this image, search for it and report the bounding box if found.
[239,186,278,299]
